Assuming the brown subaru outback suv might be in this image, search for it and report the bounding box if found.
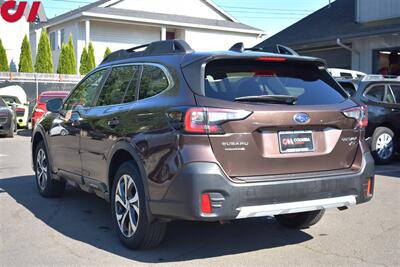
[32,40,374,249]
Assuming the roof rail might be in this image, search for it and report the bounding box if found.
[101,39,194,65]
[361,74,400,82]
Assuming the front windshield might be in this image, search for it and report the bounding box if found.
[0,95,20,104]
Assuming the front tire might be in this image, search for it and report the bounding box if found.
[275,210,325,229]
[111,161,166,249]
[371,127,395,165]
[34,141,65,197]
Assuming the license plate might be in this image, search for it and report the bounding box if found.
[278,130,314,153]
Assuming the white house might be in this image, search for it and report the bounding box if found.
[33,0,266,73]
[0,0,46,71]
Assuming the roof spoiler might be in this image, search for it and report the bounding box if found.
[229,43,299,56]
[101,39,194,64]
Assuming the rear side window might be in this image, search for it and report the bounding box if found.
[139,65,169,100]
[97,66,139,106]
[204,59,347,105]
[364,85,385,102]
[390,85,400,103]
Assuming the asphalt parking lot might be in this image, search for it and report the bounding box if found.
[0,133,399,267]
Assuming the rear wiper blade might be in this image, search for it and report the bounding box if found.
[234,95,297,105]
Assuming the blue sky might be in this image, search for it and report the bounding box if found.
[40,0,333,36]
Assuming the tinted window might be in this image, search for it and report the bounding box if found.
[205,59,347,105]
[339,82,357,96]
[97,66,139,106]
[0,98,7,107]
[365,85,385,102]
[340,72,353,79]
[123,67,140,103]
[64,69,107,110]
[139,65,169,100]
[0,96,20,104]
[390,85,400,103]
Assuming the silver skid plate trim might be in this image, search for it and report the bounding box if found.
[236,195,357,219]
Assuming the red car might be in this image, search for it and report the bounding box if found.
[31,91,69,128]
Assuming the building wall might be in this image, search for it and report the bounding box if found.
[184,28,262,51]
[356,0,400,23]
[0,16,30,71]
[109,0,226,20]
[351,34,400,73]
[298,47,352,69]
[88,21,161,66]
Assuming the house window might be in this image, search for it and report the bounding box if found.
[60,29,65,45]
[50,32,56,51]
[166,32,175,40]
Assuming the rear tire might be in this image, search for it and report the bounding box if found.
[371,127,395,165]
[34,141,65,197]
[111,161,166,250]
[275,209,325,229]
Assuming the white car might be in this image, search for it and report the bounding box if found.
[0,85,29,128]
[328,68,366,79]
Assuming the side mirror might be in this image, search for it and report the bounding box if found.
[46,98,63,113]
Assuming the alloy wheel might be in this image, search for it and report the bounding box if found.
[36,148,48,190]
[114,174,140,238]
[376,133,394,160]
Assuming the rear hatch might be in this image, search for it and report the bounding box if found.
[188,57,364,179]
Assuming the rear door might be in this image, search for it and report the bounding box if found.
[198,58,361,178]
[79,64,140,186]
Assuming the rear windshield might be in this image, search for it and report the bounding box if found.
[204,59,347,105]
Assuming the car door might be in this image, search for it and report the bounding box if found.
[48,69,108,180]
[388,84,400,134]
[79,64,141,188]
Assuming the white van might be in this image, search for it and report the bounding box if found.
[328,68,366,79]
[0,85,29,128]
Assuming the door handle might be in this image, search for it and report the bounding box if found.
[107,118,120,128]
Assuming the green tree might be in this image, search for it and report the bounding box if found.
[103,47,111,59]
[87,42,96,71]
[79,46,88,75]
[35,31,53,73]
[57,43,67,74]
[0,39,9,72]
[18,35,34,73]
[66,34,76,74]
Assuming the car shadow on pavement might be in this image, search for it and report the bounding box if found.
[16,129,32,137]
[0,175,313,263]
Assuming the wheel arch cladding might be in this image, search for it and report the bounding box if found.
[107,143,149,201]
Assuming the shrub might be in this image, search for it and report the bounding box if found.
[104,47,112,59]
[0,39,9,72]
[18,35,34,73]
[79,46,88,75]
[35,31,53,73]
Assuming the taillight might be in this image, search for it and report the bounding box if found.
[184,107,251,134]
[343,106,368,129]
[256,57,287,62]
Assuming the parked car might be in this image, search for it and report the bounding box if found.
[32,40,374,249]
[0,85,29,128]
[0,97,16,137]
[337,75,400,164]
[31,91,70,129]
[328,68,366,79]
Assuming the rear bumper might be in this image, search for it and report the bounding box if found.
[149,152,375,221]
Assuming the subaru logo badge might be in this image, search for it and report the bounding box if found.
[294,113,310,124]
